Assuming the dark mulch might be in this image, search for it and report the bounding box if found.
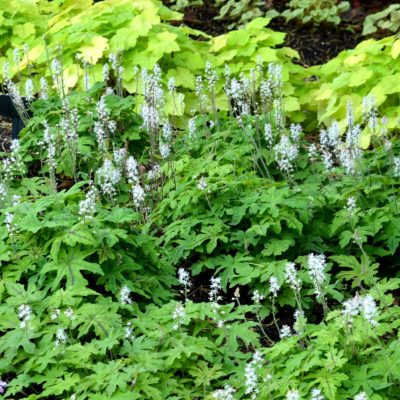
[0,116,12,151]
[165,0,400,66]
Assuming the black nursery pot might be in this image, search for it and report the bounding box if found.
[0,94,25,140]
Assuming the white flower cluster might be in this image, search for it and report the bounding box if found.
[95,95,116,151]
[342,294,378,327]
[393,157,400,177]
[43,122,57,175]
[64,307,74,320]
[354,392,368,400]
[311,388,325,400]
[212,385,235,400]
[5,212,15,236]
[0,183,8,202]
[362,95,378,131]
[293,309,306,335]
[269,276,280,298]
[178,268,191,294]
[96,159,121,199]
[125,321,134,340]
[78,185,97,220]
[124,156,146,208]
[160,122,173,159]
[120,285,132,305]
[55,328,67,347]
[346,197,356,214]
[172,302,186,330]
[285,262,302,293]
[280,324,292,339]
[307,253,327,298]
[141,65,164,132]
[273,135,299,175]
[18,304,32,328]
[40,77,48,99]
[197,176,208,191]
[252,289,265,304]
[209,276,225,328]
[264,123,273,146]
[244,350,263,399]
[286,389,300,400]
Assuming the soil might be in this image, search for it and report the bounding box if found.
[0,116,12,151]
[165,0,400,66]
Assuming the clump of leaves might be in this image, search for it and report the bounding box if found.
[363,4,400,35]
[0,59,399,400]
[272,0,350,26]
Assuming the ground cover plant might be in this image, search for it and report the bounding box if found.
[0,1,400,400]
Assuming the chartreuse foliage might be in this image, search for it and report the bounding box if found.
[303,35,400,141]
[0,0,306,119]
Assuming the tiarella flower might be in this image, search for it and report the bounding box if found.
[285,262,302,292]
[0,379,7,394]
[360,294,378,327]
[55,327,67,346]
[290,123,302,142]
[346,197,356,213]
[188,117,197,138]
[11,195,20,207]
[167,77,175,93]
[64,307,74,320]
[131,183,145,208]
[18,304,32,328]
[205,61,218,92]
[160,143,171,159]
[286,389,300,400]
[212,385,235,400]
[269,276,280,298]
[78,185,97,220]
[308,143,318,161]
[124,321,134,340]
[148,164,160,180]
[209,276,225,327]
[172,302,186,330]
[5,212,15,236]
[25,78,34,101]
[354,392,368,400]
[393,157,400,177]
[310,388,325,400]
[96,159,121,199]
[273,135,299,174]
[264,123,273,146]
[293,309,306,335]
[120,285,132,305]
[346,101,354,129]
[280,324,292,339]
[307,253,326,298]
[113,148,126,167]
[43,122,57,175]
[125,156,139,184]
[103,63,110,82]
[197,176,208,191]
[162,122,173,142]
[252,289,265,304]
[0,183,8,202]
[342,294,378,327]
[50,308,60,320]
[178,268,191,291]
[195,76,208,109]
[244,350,263,399]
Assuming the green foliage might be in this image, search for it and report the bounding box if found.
[273,0,350,26]
[363,4,400,35]
[0,4,400,399]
